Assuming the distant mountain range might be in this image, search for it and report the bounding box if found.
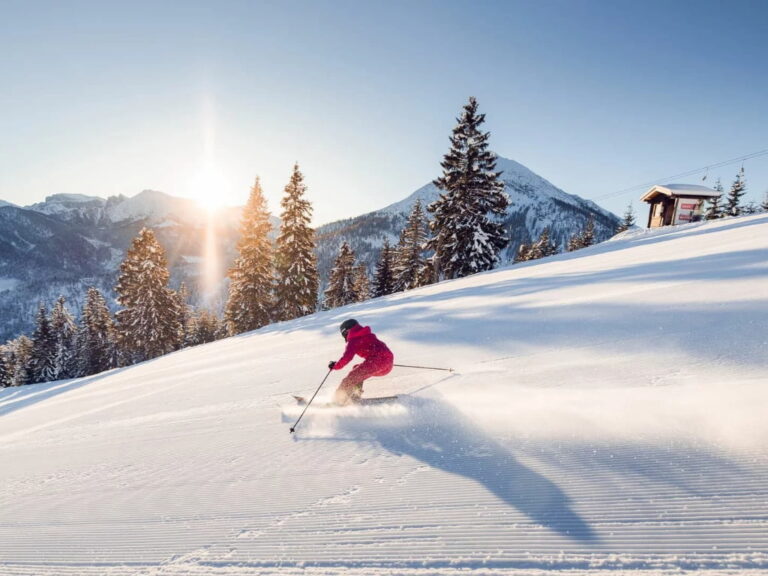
[0,156,620,342]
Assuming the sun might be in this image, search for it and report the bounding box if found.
[188,160,230,211]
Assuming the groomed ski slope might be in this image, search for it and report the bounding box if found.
[1,214,767,576]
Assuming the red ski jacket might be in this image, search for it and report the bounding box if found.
[333,325,393,371]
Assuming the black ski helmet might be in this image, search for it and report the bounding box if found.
[339,319,359,339]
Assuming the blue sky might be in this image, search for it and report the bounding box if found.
[1,0,767,224]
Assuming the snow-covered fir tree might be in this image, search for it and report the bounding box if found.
[50,296,78,379]
[394,199,430,292]
[705,178,724,220]
[514,243,532,263]
[0,347,12,388]
[77,287,116,377]
[225,178,275,335]
[352,263,371,303]
[188,309,222,346]
[567,216,596,252]
[324,241,358,309]
[373,240,396,298]
[616,203,636,233]
[115,227,182,364]
[726,167,747,217]
[274,164,319,321]
[581,216,596,248]
[7,335,33,386]
[741,201,760,215]
[427,97,509,281]
[528,227,558,261]
[175,282,193,346]
[28,303,57,383]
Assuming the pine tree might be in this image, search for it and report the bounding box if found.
[188,309,221,345]
[115,228,182,364]
[274,164,319,321]
[616,203,636,233]
[176,282,193,346]
[566,233,582,252]
[580,216,596,248]
[78,287,116,376]
[705,178,724,220]
[324,242,357,309]
[29,303,57,383]
[50,296,78,379]
[726,167,747,217]
[427,97,509,281]
[762,190,768,212]
[352,263,371,302]
[514,243,531,263]
[528,227,558,261]
[225,178,275,334]
[394,200,429,292]
[742,201,759,215]
[373,240,396,298]
[0,347,12,388]
[8,335,33,386]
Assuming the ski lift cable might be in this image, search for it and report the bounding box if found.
[593,148,768,201]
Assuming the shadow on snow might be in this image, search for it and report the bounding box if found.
[306,395,599,544]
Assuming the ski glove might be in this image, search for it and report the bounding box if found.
[328,361,336,370]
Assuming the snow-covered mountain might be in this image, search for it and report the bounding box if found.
[0,205,116,338]
[315,155,621,282]
[26,190,242,228]
[1,214,767,575]
[0,192,245,341]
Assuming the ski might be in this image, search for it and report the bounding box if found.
[356,395,399,405]
[292,394,398,407]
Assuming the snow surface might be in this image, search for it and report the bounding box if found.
[660,183,722,195]
[1,215,768,575]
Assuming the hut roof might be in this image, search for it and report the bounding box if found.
[641,184,721,203]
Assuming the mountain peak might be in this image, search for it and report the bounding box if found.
[25,193,107,221]
[135,189,173,201]
[42,193,104,205]
[104,189,201,224]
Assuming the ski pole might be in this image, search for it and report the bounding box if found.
[394,363,454,372]
[290,368,333,434]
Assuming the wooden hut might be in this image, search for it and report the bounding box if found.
[641,184,721,228]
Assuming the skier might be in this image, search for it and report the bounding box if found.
[328,319,394,405]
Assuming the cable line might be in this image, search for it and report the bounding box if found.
[594,148,768,201]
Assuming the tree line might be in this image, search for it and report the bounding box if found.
[0,247,228,387]
[703,168,768,220]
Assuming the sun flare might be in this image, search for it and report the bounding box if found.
[188,160,230,211]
